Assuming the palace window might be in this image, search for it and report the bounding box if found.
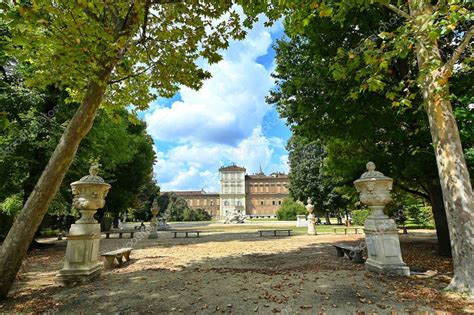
[260,200,264,205]
[272,200,276,205]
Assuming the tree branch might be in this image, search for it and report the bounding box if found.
[395,182,430,200]
[442,26,474,78]
[384,3,410,19]
[108,61,161,85]
[141,0,151,42]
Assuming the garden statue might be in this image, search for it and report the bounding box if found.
[306,197,316,235]
[149,198,159,239]
[158,217,170,230]
[57,164,111,284]
[224,208,245,224]
[354,162,409,276]
[121,212,128,229]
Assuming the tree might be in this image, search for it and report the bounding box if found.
[270,5,458,256]
[0,40,156,237]
[163,194,188,222]
[99,114,156,226]
[0,1,268,298]
[132,178,160,221]
[276,198,306,221]
[271,0,473,294]
[286,136,348,224]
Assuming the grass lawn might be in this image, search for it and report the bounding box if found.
[293,225,364,235]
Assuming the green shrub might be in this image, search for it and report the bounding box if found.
[276,198,306,220]
[407,206,434,227]
[40,228,61,237]
[164,195,188,221]
[351,209,370,226]
[182,208,211,221]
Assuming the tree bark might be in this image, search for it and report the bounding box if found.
[324,212,331,225]
[0,4,142,299]
[429,181,452,257]
[0,74,110,299]
[409,0,474,295]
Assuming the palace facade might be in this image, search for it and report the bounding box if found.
[162,165,289,218]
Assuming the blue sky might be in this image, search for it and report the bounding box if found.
[141,15,290,192]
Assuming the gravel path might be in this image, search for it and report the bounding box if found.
[1,224,472,314]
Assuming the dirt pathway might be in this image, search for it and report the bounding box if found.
[1,225,472,314]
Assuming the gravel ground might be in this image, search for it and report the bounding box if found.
[1,223,472,314]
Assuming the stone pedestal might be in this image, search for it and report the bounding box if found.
[307,214,316,235]
[57,223,102,284]
[354,162,409,277]
[364,212,410,276]
[305,198,316,235]
[57,164,111,285]
[296,214,308,227]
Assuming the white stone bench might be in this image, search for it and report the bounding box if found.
[101,248,132,269]
[333,244,364,263]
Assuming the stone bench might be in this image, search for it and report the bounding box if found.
[333,227,360,234]
[104,230,135,239]
[101,248,133,269]
[258,229,292,237]
[173,230,202,238]
[333,244,364,263]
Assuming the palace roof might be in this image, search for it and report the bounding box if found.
[219,164,246,171]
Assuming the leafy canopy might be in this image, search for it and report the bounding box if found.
[269,0,472,109]
[1,1,268,112]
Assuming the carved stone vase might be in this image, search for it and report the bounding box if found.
[306,197,316,235]
[57,164,111,284]
[354,162,409,276]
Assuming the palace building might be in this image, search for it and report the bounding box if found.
[162,165,289,218]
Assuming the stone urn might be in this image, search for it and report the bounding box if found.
[306,197,316,235]
[57,164,111,284]
[149,198,160,239]
[354,162,409,276]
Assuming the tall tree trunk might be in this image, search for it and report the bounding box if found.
[0,74,110,299]
[324,212,331,225]
[429,181,452,257]
[409,0,474,295]
[0,4,141,299]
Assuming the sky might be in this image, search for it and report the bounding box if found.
[141,15,291,192]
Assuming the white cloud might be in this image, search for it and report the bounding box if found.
[146,15,288,191]
[154,127,287,191]
[145,15,277,146]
